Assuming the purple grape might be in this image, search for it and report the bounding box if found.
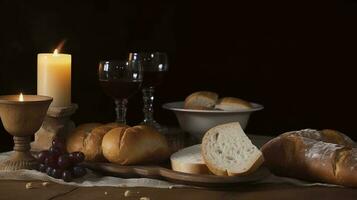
[49,146,62,156]
[38,163,47,173]
[69,152,85,164]
[72,166,86,178]
[62,170,73,182]
[46,167,53,176]
[57,154,71,169]
[51,168,63,179]
[37,150,50,164]
[45,156,58,168]
[52,137,66,152]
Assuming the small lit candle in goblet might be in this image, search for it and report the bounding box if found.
[19,93,24,101]
[0,94,52,170]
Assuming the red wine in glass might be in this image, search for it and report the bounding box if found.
[98,60,143,124]
[128,52,168,133]
[99,80,142,99]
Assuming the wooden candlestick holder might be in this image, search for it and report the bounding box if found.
[31,103,78,151]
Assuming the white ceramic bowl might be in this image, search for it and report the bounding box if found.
[162,101,264,140]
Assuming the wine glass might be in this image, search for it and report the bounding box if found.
[129,52,169,132]
[98,60,143,124]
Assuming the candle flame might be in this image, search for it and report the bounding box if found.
[54,39,67,54]
[54,49,59,55]
[19,93,24,102]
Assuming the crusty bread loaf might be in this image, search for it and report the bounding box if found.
[66,122,127,161]
[102,125,170,165]
[170,144,210,174]
[214,97,252,111]
[184,91,218,110]
[261,129,357,187]
[202,122,263,176]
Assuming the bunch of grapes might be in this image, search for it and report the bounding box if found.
[36,137,87,182]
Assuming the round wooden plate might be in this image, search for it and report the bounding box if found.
[82,162,270,187]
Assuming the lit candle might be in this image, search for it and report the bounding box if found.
[37,49,71,107]
[19,93,24,102]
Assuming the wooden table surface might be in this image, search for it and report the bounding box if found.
[0,180,357,200]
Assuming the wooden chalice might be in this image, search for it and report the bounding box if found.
[0,94,52,170]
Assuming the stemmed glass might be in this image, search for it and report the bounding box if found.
[129,52,169,132]
[99,60,143,124]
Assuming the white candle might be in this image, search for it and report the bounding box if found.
[37,49,71,107]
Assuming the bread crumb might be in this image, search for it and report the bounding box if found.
[169,186,174,189]
[25,182,33,189]
[140,197,150,200]
[104,191,108,195]
[42,182,50,186]
[124,190,132,197]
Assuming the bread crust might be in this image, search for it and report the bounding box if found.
[261,129,357,187]
[215,97,252,110]
[171,159,210,174]
[66,123,102,153]
[101,126,128,164]
[102,125,170,165]
[184,91,218,110]
[66,122,127,162]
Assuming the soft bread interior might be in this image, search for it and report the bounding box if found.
[202,122,263,175]
[171,144,204,164]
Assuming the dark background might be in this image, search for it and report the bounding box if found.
[0,0,356,152]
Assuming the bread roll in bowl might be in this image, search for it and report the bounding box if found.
[214,97,252,111]
[184,91,218,110]
[102,125,170,165]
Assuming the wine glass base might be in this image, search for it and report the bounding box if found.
[140,120,168,134]
[0,152,37,170]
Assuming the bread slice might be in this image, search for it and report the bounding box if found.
[170,144,210,174]
[184,91,218,110]
[214,97,252,111]
[202,122,263,176]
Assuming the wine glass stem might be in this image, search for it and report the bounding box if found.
[115,99,128,124]
[142,87,155,123]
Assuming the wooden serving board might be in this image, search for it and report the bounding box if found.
[82,162,270,187]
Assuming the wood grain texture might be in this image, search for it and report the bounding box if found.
[1,180,357,200]
[82,162,270,187]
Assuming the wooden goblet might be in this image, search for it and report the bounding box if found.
[0,95,52,170]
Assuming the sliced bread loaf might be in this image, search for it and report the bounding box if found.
[170,144,210,174]
[202,122,263,176]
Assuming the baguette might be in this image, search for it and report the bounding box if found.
[66,123,127,161]
[261,129,357,187]
[102,125,170,165]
